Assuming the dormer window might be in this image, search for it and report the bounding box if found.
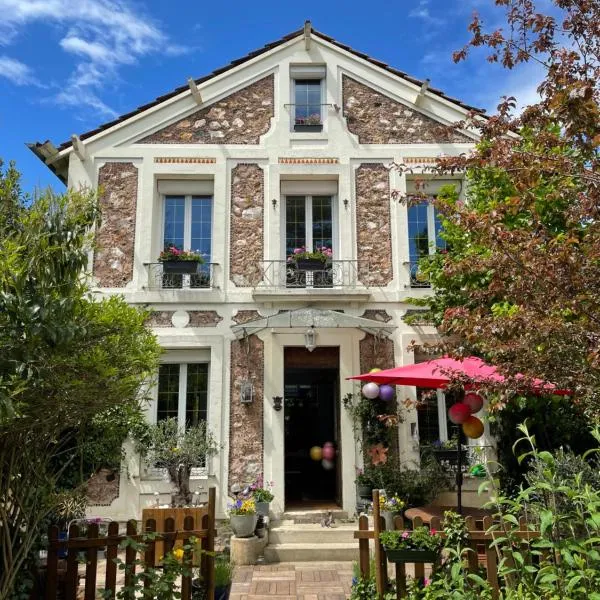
[290,65,326,132]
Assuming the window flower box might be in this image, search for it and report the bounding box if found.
[384,548,439,564]
[294,114,322,133]
[288,246,332,271]
[294,124,323,133]
[158,246,204,274]
[379,527,442,565]
[295,258,327,271]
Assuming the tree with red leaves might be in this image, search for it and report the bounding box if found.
[409,0,600,416]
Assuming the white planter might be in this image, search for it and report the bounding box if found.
[230,514,258,538]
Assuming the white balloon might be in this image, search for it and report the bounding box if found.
[321,459,335,471]
[362,382,380,399]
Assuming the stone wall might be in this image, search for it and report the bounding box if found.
[230,164,264,287]
[355,164,393,286]
[93,162,138,287]
[140,75,274,144]
[343,76,471,144]
[229,335,264,488]
[147,310,223,327]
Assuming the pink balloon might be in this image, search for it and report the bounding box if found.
[464,392,484,414]
[448,403,471,425]
[379,385,395,401]
[322,445,336,460]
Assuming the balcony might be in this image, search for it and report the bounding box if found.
[253,260,371,302]
[145,263,217,291]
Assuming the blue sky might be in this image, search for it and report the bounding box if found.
[0,0,544,192]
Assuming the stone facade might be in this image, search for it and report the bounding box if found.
[355,164,393,287]
[147,310,223,327]
[343,76,471,144]
[359,333,395,373]
[86,469,120,506]
[230,164,264,287]
[229,335,264,488]
[93,162,138,288]
[233,310,262,325]
[140,76,274,144]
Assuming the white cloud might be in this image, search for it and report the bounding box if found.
[409,0,445,26]
[0,55,37,85]
[0,0,185,116]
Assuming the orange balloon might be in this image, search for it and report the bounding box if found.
[309,446,323,461]
[462,416,484,439]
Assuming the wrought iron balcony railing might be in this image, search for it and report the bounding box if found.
[406,260,431,288]
[145,263,217,290]
[257,260,368,289]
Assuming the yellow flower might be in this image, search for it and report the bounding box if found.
[172,548,184,561]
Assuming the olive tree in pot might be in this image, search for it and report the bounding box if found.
[138,418,219,506]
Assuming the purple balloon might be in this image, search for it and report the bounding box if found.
[379,384,395,401]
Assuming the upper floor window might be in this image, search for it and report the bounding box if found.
[290,65,326,132]
[157,362,208,429]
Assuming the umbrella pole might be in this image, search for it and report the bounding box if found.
[456,426,463,515]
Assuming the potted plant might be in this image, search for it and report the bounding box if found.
[378,491,405,531]
[294,113,323,132]
[250,477,274,516]
[214,555,234,600]
[137,418,219,507]
[355,468,374,499]
[228,498,258,538]
[288,246,332,271]
[49,491,88,557]
[158,245,204,274]
[379,526,442,564]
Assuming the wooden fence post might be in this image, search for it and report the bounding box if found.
[45,526,59,600]
[181,516,194,600]
[124,520,138,598]
[358,515,370,580]
[372,489,385,599]
[104,522,119,598]
[65,523,80,600]
[84,523,99,600]
[206,486,216,600]
[143,519,156,595]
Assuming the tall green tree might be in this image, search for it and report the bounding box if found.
[0,160,161,598]
[409,0,600,417]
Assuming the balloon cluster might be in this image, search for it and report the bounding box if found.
[309,442,336,470]
[447,392,484,439]
[361,368,396,402]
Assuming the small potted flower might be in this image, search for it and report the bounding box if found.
[379,492,405,531]
[288,246,333,271]
[379,526,442,564]
[294,113,323,132]
[355,468,373,499]
[250,477,274,516]
[228,497,258,538]
[158,245,204,274]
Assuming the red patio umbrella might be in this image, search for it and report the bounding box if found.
[348,356,569,514]
[348,355,569,395]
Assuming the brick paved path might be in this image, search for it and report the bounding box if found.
[230,562,354,600]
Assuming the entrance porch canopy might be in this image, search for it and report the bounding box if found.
[231,308,396,339]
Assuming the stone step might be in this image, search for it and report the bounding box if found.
[280,510,349,524]
[264,542,360,563]
[269,523,357,545]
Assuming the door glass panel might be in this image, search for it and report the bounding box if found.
[157,364,180,422]
[185,363,208,428]
[286,196,306,254]
[164,196,185,250]
[294,79,321,122]
[311,196,332,251]
[408,203,430,262]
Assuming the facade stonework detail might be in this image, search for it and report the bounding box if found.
[229,336,264,486]
[147,311,222,327]
[355,164,393,286]
[233,310,262,325]
[361,309,393,323]
[343,76,470,144]
[86,469,120,506]
[140,75,274,144]
[147,311,174,327]
[230,164,264,287]
[93,162,138,288]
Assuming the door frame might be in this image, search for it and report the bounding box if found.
[260,328,364,517]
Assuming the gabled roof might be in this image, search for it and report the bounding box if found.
[46,23,486,154]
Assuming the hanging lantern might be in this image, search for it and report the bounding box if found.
[464,392,484,414]
[321,459,335,471]
[362,382,380,399]
[309,446,322,461]
[462,416,484,439]
[378,384,395,401]
[322,444,336,461]
[448,402,471,424]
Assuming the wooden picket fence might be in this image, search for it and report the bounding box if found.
[354,490,538,599]
[39,487,216,600]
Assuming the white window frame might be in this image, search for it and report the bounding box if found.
[162,194,213,258]
[407,198,441,259]
[280,194,339,260]
[416,388,448,445]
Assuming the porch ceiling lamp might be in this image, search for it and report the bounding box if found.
[304,326,317,352]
